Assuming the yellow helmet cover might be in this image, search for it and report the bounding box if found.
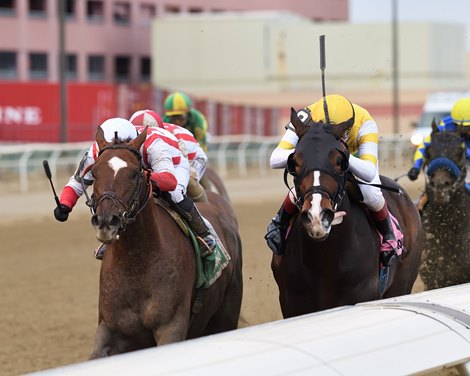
[451,98,470,126]
[308,94,355,127]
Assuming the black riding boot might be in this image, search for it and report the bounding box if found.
[177,196,217,256]
[265,204,292,255]
[375,214,399,267]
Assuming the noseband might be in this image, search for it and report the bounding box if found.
[425,134,467,192]
[88,144,152,232]
[293,165,347,211]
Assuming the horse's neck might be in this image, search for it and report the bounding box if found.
[114,203,162,258]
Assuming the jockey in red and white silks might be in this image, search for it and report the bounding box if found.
[57,118,188,212]
[134,124,190,204]
[130,109,208,182]
[162,122,208,181]
[54,117,217,258]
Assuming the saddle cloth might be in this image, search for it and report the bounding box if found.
[155,198,231,288]
[376,211,404,256]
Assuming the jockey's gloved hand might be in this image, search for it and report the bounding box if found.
[54,204,71,222]
[407,167,420,181]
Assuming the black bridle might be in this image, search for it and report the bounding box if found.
[285,126,349,211]
[87,144,152,232]
[295,167,347,212]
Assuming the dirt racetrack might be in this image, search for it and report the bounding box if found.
[0,169,426,375]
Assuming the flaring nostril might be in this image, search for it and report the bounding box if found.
[109,215,121,228]
[91,215,99,227]
[322,210,334,225]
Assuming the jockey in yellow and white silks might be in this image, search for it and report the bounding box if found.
[265,94,401,266]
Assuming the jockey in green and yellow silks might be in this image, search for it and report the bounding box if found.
[163,92,209,152]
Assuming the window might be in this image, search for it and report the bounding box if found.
[0,0,15,16]
[113,2,130,25]
[88,55,105,81]
[87,0,104,22]
[165,5,180,14]
[65,0,75,19]
[139,3,155,25]
[29,0,46,18]
[29,53,48,80]
[0,51,17,79]
[66,54,77,80]
[140,57,150,82]
[189,7,203,13]
[114,56,130,82]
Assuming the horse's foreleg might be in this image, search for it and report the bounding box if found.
[271,254,282,287]
[89,322,125,359]
[153,315,189,346]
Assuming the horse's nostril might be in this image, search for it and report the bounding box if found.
[322,210,334,225]
[91,215,100,227]
[109,215,121,228]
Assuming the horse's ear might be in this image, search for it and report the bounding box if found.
[95,126,108,150]
[129,126,148,150]
[330,122,350,140]
[290,107,309,139]
[431,117,439,133]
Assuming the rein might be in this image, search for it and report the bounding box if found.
[356,181,403,195]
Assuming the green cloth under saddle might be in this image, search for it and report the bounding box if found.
[186,226,231,289]
[154,197,230,289]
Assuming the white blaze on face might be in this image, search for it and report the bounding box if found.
[108,156,128,178]
[306,170,330,238]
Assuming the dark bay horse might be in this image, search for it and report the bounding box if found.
[419,121,470,289]
[88,126,243,358]
[273,109,422,318]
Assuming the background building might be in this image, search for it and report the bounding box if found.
[152,12,469,134]
[0,0,346,83]
[0,0,468,141]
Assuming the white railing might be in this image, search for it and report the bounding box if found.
[32,283,470,376]
[0,142,90,192]
[0,135,414,192]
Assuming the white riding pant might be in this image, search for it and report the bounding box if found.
[357,169,385,212]
[191,156,207,181]
[169,163,190,203]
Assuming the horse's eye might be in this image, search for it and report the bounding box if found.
[130,170,139,179]
[336,156,342,166]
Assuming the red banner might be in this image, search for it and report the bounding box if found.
[0,82,117,142]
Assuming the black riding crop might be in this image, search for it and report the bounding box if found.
[42,160,61,207]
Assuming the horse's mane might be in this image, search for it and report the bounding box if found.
[111,137,134,144]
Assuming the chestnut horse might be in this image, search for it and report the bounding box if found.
[419,121,470,289]
[203,166,231,203]
[273,109,422,318]
[88,127,243,358]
